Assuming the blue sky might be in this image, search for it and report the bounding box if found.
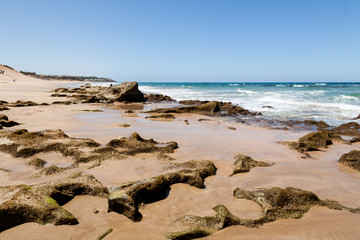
[1,0,359,82]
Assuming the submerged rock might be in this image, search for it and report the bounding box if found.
[338,150,360,171]
[107,160,216,221]
[0,174,108,232]
[230,154,273,176]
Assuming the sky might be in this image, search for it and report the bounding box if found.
[0,0,359,82]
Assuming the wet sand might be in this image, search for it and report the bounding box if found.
[1,69,360,239]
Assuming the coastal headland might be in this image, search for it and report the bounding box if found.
[1,64,360,240]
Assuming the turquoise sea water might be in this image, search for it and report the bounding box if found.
[137,82,360,126]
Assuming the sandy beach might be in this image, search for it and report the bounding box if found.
[1,65,360,240]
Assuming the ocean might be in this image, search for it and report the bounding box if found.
[137,82,360,127]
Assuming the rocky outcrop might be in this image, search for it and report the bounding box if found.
[101,82,145,102]
[338,150,360,171]
[107,160,216,221]
[230,154,274,176]
[333,122,360,137]
[0,174,108,232]
[166,187,360,240]
[147,101,260,117]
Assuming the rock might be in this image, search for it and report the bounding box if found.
[262,106,274,109]
[198,118,211,122]
[166,205,243,240]
[0,106,9,111]
[108,160,216,221]
[184,120,189,125]
[7,100,38,107]
[286,130,342,153]
[27,158,47,169]
[145,114,175,120]
[107,132,178,156]
[144,94,175,102]
[333,122,360,136]
[147,101,260,117]
[227,127,236,130]
[338,150,360,171]
[166,186,360,239]
[0,174,108,232]
[0,114,20,128]
[353,114,360,120]
[52,100,74,105]
[101,82,145,102]
[230,154,273,176]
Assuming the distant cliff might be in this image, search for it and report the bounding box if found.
[20,71,115,82]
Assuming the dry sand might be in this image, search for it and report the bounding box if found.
[0,65,360,239]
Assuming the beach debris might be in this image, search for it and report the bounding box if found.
[353,114,360,120]
[145,114,176,120]
[96,228,113,240]
[107,160,216,221]
[338,150,360,172]
[230,154,274,176]
[0,174,109,232]
[184,120,189,125]
[124,109,134,113]
[118,123,131,128]
[227,127,236,130]
[166,187,360,239]
[333,122,360,137]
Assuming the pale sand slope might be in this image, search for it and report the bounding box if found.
[0,76,360,239]
[0,65,77,103]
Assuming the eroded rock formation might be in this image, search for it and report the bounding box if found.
[107,160,216,221]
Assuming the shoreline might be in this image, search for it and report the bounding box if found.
[0,69,360,239]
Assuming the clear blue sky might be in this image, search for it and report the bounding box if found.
[1,0,359,82]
